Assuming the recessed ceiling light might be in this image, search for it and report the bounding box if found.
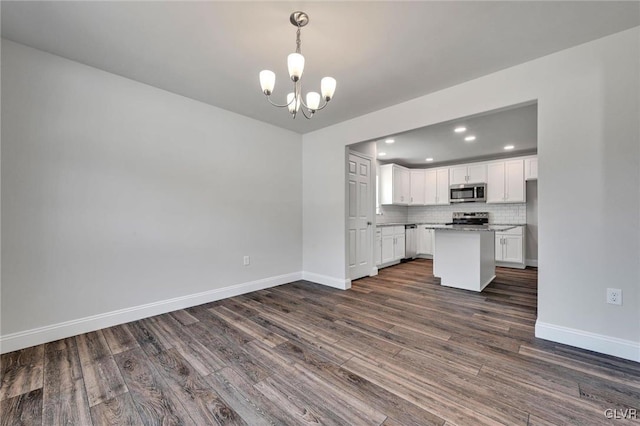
[464,136,476,142]
[378,152,387,156]
[454,127,467,133]
[425,158,434,162]
[504,145,515,150]
[385,139,395,144]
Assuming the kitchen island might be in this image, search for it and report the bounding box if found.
[430,224,516,292]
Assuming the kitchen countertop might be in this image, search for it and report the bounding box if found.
[376,222,446,226]
[376,222,525,231]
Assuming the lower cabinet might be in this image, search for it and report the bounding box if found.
[495,226,525,268]
[377,226,406,268]
[375,228,382,266]
[417,225,435,256]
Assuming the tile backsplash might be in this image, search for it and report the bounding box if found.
[408,203,526,224]
[376,205,408,224]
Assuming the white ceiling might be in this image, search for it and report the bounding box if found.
[2,1,638,134]
[369,102,538,168]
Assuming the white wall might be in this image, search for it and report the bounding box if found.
[303,28,640,361]
[1,40,303,351]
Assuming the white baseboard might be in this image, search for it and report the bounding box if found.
[0,271,302,354]
[535,321,640,362]
[302,271,351,290]
[526,258,538,267]
[370,267,379,277]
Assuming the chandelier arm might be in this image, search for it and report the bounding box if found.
[298,95,330,113]
[265,95,295,108]
[314,99,331,112]
[299,94,310,110]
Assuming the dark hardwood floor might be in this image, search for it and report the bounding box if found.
[2,259,639,425]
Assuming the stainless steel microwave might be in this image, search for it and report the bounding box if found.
[450,183,486,203]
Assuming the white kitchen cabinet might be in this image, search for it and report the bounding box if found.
[495,226,525,268]
[449,164,487,185]
[487,160,525,203]
[417,225,435,256]
[379,164,411,205]
[379,225,406,267]
[525,157,538,180]
[381,227,395,264]
[425,168,449,205]
[375,228,382,266]
[395,230,406,260]
[410,170,425,205]
[449,166,468,186]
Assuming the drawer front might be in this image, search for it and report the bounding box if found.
[381,226,395,236]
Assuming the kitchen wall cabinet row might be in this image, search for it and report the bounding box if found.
[380,155,536,206]
[380,164,449,206]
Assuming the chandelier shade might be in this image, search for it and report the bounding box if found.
[287,53,305,81]
[259,70,276,95]
[259,11,336,119]
[306,92,320,110]
[321,77,337,101]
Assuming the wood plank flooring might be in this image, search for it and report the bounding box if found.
[2,259,640,425]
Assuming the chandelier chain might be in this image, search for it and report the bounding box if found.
[296,27,301,54]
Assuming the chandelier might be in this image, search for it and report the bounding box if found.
[259,11,336,119]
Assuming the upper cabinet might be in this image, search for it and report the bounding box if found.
[425,168,450,205]
[487,159,525,203]
[449,163,487,185]
[409,170,425,205]
[380,164,410,205]
[525,157,538,180]
[379,156,530,206]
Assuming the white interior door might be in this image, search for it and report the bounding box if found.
[348,152,373,280]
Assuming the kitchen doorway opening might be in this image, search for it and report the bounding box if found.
[345,101,539,310]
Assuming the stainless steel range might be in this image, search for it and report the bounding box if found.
[447,212,489,227]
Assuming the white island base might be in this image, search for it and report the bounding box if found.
[433,229,496,292]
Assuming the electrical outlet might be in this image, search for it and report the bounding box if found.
[243,256,250,266]
[606,288,622,305]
